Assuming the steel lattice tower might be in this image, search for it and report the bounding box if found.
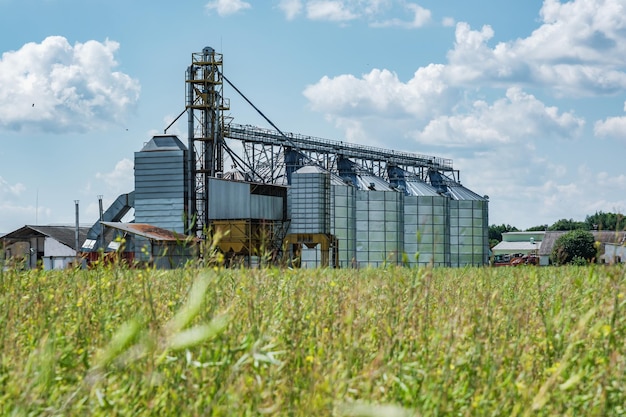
[186,47,230,235]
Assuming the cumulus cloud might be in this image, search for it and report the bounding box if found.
[413,87,585,147]
[304,64,451,119]
[277,0,431,26]
[594,100,626,139]
[370,3,431,28]
[445,0,626,95]
[95,158,134,196]
[0,177,41,232]
[0,176,25,197]
[0,36,140,133]
[278,0,303,20]
[306,0,359,21]
[205,0,251,16]
[442,17,455,27]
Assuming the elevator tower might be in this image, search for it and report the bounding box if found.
[186,47,230,235]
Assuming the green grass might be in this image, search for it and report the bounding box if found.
[0,263,625,416]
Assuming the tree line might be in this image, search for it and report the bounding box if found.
[489,211,625,247]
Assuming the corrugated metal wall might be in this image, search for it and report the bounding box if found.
[331,183,357,268]
[404,195,450,267]
[134,149,187,233]
[355,190,404,267]
[207,178,285,221]
[449,199,489,267]
[290,167,331,234]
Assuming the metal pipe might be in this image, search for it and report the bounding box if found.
[74,200,79,264]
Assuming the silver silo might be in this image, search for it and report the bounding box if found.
[402,179,450,267]
[354,174,403,268]
[447,182,489,267]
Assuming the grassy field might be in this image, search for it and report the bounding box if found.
[0,261,625,416]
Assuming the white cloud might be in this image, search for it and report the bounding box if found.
[594,115,626,138]
[413,87,585,147]
[370,3,431,28]
[0,178,54,231]
[594,101,626,139]
[95,158,134,196]
[278,1,432,26]
[0,176,25,196]
[278,0,303,20]
[0,36,140,133]
[306,0,359,21]
[205,0,251,16]
[445,0,626,95]
[442,17,455,27]
[304,64,451,119]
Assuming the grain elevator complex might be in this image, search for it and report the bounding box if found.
[82,47,489,268]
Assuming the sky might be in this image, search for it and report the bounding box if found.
[1,0,626,233]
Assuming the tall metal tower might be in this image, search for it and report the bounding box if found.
[186,47,230,235]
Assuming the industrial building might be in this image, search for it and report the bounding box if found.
[79,46,489,268]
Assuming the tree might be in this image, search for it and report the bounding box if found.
[585,211,626,231]
[550,229,596,265]
[489,224,519,242]
[489,224,519,248]
[526,225,548,232]
[548,218,588,231]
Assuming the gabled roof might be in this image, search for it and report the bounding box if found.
[492,240,541,254]
[0,225,90,250]
[538,230,626,257]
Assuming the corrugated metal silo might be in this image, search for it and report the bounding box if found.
[134,135,188,233]
[331,176,357,268]
[290,166,331,234]
[447,183,489,267]
[402,180,451,267]
[355,187,404,268]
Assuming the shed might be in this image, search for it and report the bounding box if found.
[1,225,89,269]
[538,230,626,265]
[100,222,198,269]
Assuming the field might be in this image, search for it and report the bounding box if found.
[1,260,625,416]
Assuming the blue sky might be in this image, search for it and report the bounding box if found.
[1,0,626,233]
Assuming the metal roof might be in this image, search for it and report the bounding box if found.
[492,240,541,254]
[140,135,187,152]
[446,182,488,201]
[403,180,439,196]
[101,222,196,242]
[294,165,327,175]
[0,225,90,249]
[354,174,395,191]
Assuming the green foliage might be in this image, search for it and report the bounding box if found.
[585,211,626,231]
[550,229,597,265]
[548,218,589,231]
[525,224,548,232]
[488,224,519,242]
[1,264,625,415]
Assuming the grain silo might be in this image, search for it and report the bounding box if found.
[444,180,489,267]
[388,166,450,267]
[330,175,357,268]
[286,165,338,268]
[353,174,404,268]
